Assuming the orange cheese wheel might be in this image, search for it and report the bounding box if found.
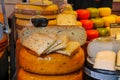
[18,69,83,80]
[19,47,85,75]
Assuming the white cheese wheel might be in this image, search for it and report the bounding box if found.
[20,26,87,46]
[87,37,115,62]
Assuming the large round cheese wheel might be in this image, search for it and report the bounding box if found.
[18,69,83,80]
[15,4,59,19]
[15,14,58,20]
[87,37,114,62]
[19,47,85,75]
[98,7,111,17]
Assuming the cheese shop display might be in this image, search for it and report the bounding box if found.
[12,1,120,80]
[74,7,120,41]
[14,26,86,80]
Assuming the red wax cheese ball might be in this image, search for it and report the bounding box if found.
[86,29,99,41]
[80,19,94,30]
[76,9,90,20]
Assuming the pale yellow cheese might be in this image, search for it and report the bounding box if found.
[57,14,77,25]
[94,50,116,71]
[56,41,80,56]
[46,35,69,54]
[22,33,57,56]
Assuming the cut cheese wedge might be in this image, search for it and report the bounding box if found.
[57,14,77,25]
[22,33,57,56]
[46,35,69,54]
[56,41,80,56]
[94,50,116,71]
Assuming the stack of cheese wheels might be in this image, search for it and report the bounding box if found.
[17,36,85,80]
[15,4,59,37]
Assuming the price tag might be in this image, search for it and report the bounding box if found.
[110,23,120,38]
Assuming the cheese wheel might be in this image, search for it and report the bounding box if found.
[15,14,58,20]
[15,4,58,12]
[16,19,57,30]
[87,37,115,62]
[19,47,85,75]
[20,27,87,46]
[15,4,59,19]
[18,69,83,80]
[98,7,111,17]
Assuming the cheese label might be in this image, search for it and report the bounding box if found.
[110,23,120,37]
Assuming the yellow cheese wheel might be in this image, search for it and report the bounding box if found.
[15,4,59,19]
[18,69,83,80]
[15,4,58,11]
[102,16,116,27]
[15,14,58,20]
[98,7,111,17]
[30,0,53,5]
[19,47,85,75]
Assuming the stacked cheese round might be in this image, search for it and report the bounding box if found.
[17,41,85,80]
[15,4,59,37]
[15,4,59,19]
[18,69,83,80]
